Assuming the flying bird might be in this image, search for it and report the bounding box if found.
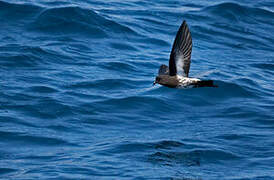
[153,20,216,88]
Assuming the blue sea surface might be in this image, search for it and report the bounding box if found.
[0,0,274,179]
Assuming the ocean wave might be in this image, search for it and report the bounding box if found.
[148,149,240,168]
[67,78,144,91]
[184,2,273,47]
[0,130,75,146]
[203,2,274,22]
[107,140,186,154]
[0,1,137,37]
[251,63,274,72]
[109,42,138,51]
[29,6,137,37]
[0,168,16,176]
[184,3,274,51]
[4,96,75,119]
[228,175,274,180]
[0,1,42,16]
[0,54,41,68]
[0,44,72,68]
[100,61,139,74]
[26,85,59,94]
[96,95,170,111]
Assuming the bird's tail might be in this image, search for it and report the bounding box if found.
[195,80,217,87]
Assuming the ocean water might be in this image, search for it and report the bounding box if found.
[0,0,273,179]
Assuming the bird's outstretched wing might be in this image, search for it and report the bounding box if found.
[169,20,192,77]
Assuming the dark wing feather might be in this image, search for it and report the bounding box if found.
[169,20,192,77]
[158,64,169,75]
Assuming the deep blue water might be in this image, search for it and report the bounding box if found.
[0,0,274,179]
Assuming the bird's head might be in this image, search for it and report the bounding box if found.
[153,75,169,86]
[153,76,161,85]
[153,75,178,88]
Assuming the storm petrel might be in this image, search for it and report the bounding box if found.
[153,20,216,88]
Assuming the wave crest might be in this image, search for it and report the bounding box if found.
[30,6,136,37]
[204,2,274,22]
